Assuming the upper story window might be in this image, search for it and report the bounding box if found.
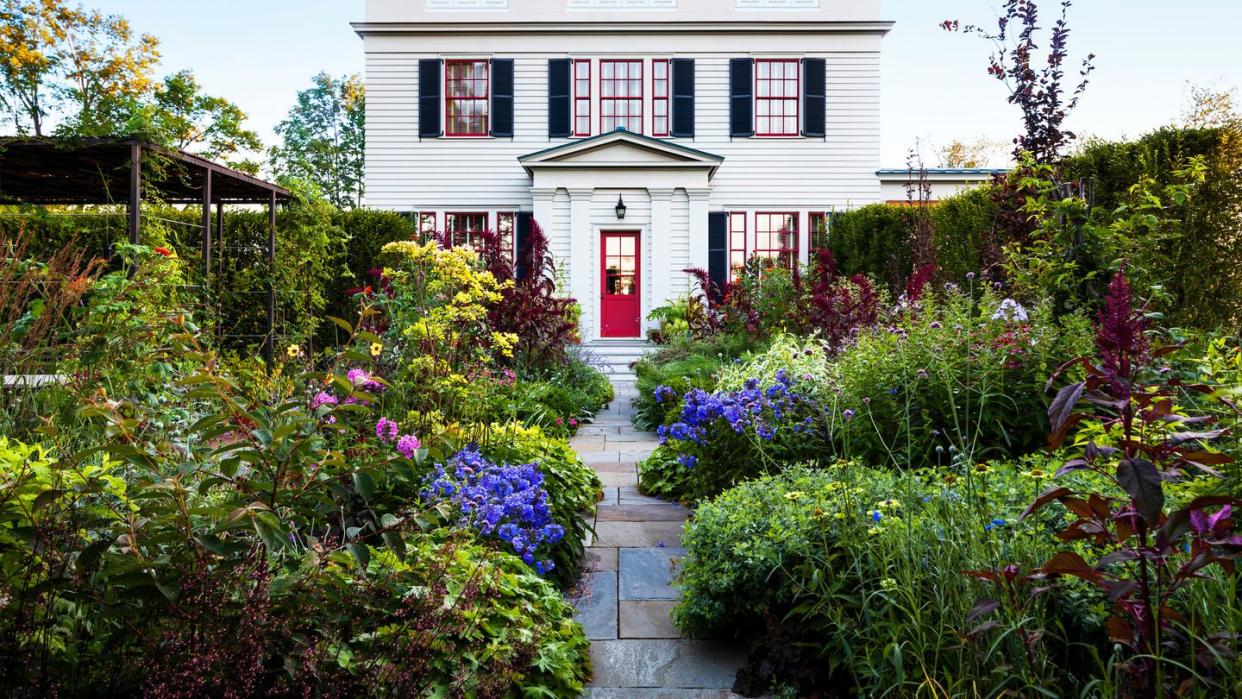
[600,60,642,133]
[445,60,489,137]
[754,212,798,270]
[573,59,591,137]
[652,59,670,137]
[446,212,488,249]
[755,59,799,137]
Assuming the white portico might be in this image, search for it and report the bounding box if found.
[518,128,723,341]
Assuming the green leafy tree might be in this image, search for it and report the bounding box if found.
[270,72,365,209]
[128,69,263,173]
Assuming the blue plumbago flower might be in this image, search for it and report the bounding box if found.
[654,385,677,404]
[678,454,698,469]
[421,447,562,575]
[984,518,1007,532]
[871,510,883,523]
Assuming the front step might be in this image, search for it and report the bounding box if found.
[579,340,654,380]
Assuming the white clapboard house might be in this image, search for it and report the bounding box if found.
[355,0,893,347]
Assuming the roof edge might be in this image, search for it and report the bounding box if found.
[354,20,895,37]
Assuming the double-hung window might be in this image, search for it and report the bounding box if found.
[754,212,799,270]
[445,60,489,137]
[652,59,670,137]
[497,212,515,263]
[600,60,642,133]
[419,212,438,240]
[573,59,591,137]
[446,212,488,250]
[755,59,799,137]
[809,212,829,252]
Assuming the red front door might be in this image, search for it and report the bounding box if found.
[600,232,641,338]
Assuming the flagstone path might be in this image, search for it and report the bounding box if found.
[569,379,745,698]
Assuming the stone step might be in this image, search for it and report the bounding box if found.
[587,640,746,690]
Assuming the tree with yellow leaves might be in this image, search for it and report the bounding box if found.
[0,0,158,136]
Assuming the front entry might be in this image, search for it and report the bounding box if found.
[600,231,641,338]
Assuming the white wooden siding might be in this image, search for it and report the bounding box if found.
[364,50,882,213]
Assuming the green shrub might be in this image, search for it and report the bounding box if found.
[827,288,1093,469]
[828,203,916,296]
[930,186,997,284]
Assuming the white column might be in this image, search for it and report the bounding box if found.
[531,187,557,242]
[567,187,595,342]
[648,188,675,326]
[687,188,712,285]
[799,211,811,267]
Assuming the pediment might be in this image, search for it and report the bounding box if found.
[519,128,723,177]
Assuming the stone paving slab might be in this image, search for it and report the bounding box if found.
[587,640,746,689]
[597,504,690,522]
[582,451,623,464]
[592,461,639,473]
[592,521,684,548]
[584,690,741,699]
[619,547,686,601]
[619,486,671,506]
[608,432,661,443]
[619,600,682,639]
[579,425,625,436]
[572,572,619,640]
[597,471,639,488]
[585,547,618,572]
[597,488,620,506]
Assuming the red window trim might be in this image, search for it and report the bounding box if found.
[753,211,799,270]
[652,58,670,137]
[445,211,489,249]
[599,59,643,135]
[573,59,592,137]
[445,59,490,138]
[754,58,800,138]
[728,211,747,281]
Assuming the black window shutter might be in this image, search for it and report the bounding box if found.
[419,59,442,138]
[515,212,534,280]
[729,58,754,138]
[491,59,514,137]
[670,58,695,138]
[708,211,729,298]
[802,58,826,138]
[548,59,571,138]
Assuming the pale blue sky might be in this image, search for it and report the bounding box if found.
[94,0,1242,168]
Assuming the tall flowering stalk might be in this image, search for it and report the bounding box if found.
[1018,271,1241,696]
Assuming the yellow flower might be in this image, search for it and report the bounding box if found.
[784,491,806,500]
[1022,468,1048,480]
[370,342,383,357]
[285,344,301,358]
[876,498,901,510]
[975,463,990,474]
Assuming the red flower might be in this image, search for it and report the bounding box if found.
[154,246,172,257]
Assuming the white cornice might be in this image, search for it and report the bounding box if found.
[352,20,895,37]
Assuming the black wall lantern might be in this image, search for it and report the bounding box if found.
[615,194,627,220]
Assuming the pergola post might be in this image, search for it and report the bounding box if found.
[127,142,142,244]
[263,190,277,369]
[201,169,213,291]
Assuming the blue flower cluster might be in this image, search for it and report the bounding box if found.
[421,447,565,575]
[656,371,818,464]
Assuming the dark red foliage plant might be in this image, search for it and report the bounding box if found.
[476,220,579,369]
[800,249,878,351]
[1020,271,1240,696]
[944,0,1096,165]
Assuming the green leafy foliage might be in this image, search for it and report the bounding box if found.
[269,72,366,209]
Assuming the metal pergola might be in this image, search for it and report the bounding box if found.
[0,137,292,365]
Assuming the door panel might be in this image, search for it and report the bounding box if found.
[600,231,641,338]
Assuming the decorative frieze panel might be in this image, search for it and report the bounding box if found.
[737,0,819,8]
[426,0,509,10]
[568,0,676,8]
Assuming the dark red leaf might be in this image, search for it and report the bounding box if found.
[1021,487,1072,520]
[1042,551,1102,583]
[1105,616,1134,646]
[1116,458,1164,524]
[1047,382,1085,448]
[967,598,1001,623]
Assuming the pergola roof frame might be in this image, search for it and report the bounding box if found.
[0,136,291,367]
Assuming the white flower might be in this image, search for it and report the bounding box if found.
[992,298,1029,323]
